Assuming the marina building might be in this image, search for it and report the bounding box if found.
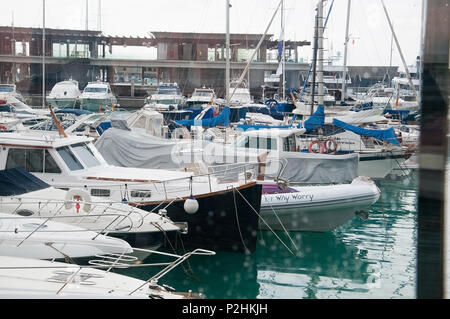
[0,26,398,105]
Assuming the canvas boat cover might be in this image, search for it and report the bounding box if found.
[0,168,50,196]
[304,105,325,132]
[332,118,400,146]
[95,127,211,169]
[264,151,359,184]
[176,107,230,128]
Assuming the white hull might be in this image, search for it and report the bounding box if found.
[260,177,380,232]
[0,214,132,260]
[0,256,187,298]
[357,151,407,179]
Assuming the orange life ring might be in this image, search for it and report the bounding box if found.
[324,138,338,154]
[308,141,326,154]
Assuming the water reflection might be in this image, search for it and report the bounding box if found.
[118,172,418,299]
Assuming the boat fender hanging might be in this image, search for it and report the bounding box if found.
[308,141,326,154]
[324,138,338,154]
[64,188,92,212]
[184,196,199,214]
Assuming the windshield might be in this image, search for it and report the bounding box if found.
[70,143,101,168]
[193,91,213,97]
[232,135,277,150]
[0,87,14,92]
[150,98,180,105]
[56,146,84,171]
[84,87,107,93]
[156,87,181,95]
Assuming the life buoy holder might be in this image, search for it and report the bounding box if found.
[308,140,326,154]
[324,138,338,154]
[64,188,92,213]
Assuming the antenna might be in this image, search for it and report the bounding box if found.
[85,0,89,31]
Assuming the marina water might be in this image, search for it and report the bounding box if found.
[118,173,419,299]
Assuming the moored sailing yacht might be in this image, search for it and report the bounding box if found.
[0,131,262,253]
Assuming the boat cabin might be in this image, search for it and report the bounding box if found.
[232,128,306,154]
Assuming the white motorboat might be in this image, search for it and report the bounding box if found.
[0,131,263,253]
[144,83,185,111]
[0,253,211,299]
[46,80,82,109]
[185,87,216,108]
[0,83,24,101]
[0,168,181,254]
[229,80,253,106]
[79,82,117,112]
[0,94,50,119]
[0,213,132,260]
[259,176,380,232]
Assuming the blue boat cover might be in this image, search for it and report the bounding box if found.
[176,107,230,127]
[184,107,214,120]
[332,118,400,146]
[0,168,51,196]
[96,121,112,135]
[303,105,325,132]
[55,109,92,116]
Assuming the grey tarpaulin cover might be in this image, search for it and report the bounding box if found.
[265,151,359,184]
[95,127,212,170]
[95,127,184,169]
[96,128,359,184]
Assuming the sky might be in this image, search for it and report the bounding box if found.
[0,0,424,68]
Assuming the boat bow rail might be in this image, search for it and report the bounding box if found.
[0,197,177,234]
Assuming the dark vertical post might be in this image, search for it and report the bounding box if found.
[417,0,449,299]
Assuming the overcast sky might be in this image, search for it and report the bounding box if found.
[1,0,424,67]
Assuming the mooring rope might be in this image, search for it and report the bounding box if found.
[267,200,300,254]
[232,187,295,256]
[151,222,199,282]
[232,187,251,255]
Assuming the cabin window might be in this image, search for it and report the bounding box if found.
[134,116,147,129]
[44,150,61,173]
[282,136,296,152]
[56,146,84,171]
[90,188,111,197]
[71,143,100,168]
[5,148,43,172]
[258,138,277,150]
[131,190,152,198]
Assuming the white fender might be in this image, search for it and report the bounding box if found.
[64,188,92,212]
[184,197,199,214]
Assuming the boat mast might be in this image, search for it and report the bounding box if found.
[380,0,418,101]
[281,0,286,101]
[310,8,319,115]
[225,0,230,106]
[341,0,351,103]
[42,0,46,109]
[229,0,282,102]
[85,0,89,31]
[98,0,101,31]
[317,0,324,106]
